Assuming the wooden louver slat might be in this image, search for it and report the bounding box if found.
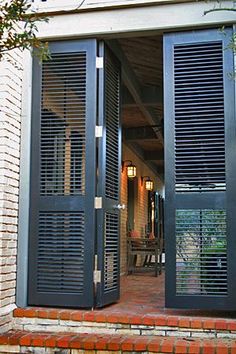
[40,52,87,196]
[176,209,227,296]
[105,54,120,200]
[174,42,225,192]
[104,213,119,293]
[37,212,85,293]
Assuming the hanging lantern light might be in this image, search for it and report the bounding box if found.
[142,176,154,191]
[122,160,137,179]
[127,164,137,178]
[145,179,153,191]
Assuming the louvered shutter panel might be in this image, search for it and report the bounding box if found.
[96,43,121,307]
[174,42,226,192]
[164,29,236,310]
[28,40,97,308]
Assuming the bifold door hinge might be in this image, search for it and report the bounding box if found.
[96,57,104,69]
[94,270,101,284]
[94,255,101,284]
[95,125,103,138]
[94,197,102,209]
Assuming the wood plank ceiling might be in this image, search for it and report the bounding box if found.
[116,35,164,177]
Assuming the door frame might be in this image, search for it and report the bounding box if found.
[16,24,235,308]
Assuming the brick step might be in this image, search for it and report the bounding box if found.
[13,308,236,339]
[0,330,235,354]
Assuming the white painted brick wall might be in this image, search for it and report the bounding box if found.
[0,49,23,333]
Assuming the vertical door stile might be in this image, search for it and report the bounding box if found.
[164,28,235,310]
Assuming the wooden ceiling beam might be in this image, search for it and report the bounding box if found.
[144,150,164,161]
[122,85,162,107]
[107,39,163,145]
[124,126,159,141]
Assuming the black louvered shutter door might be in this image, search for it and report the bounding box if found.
[28,40,97,308]
[96,43,121,307]
[164,28,236,310]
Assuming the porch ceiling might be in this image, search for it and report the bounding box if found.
[118,36,163,86]
[108,35,164,176]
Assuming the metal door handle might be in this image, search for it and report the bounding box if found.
[113,203,126,210]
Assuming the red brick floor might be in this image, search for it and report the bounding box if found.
[112,273,236,319]
[113,273,165,314]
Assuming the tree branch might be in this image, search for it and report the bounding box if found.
[0,0,49,61]
[204,7,236,15]
[0,45,23,54]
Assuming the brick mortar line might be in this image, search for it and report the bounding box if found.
[13,309,236,329]
[0,331,235,354]
[12,317,236,339]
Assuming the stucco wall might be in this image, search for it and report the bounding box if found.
[31,1,235,41]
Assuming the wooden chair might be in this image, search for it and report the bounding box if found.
[127,234,163,277]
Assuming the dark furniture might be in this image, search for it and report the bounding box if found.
[127,236,163,277]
